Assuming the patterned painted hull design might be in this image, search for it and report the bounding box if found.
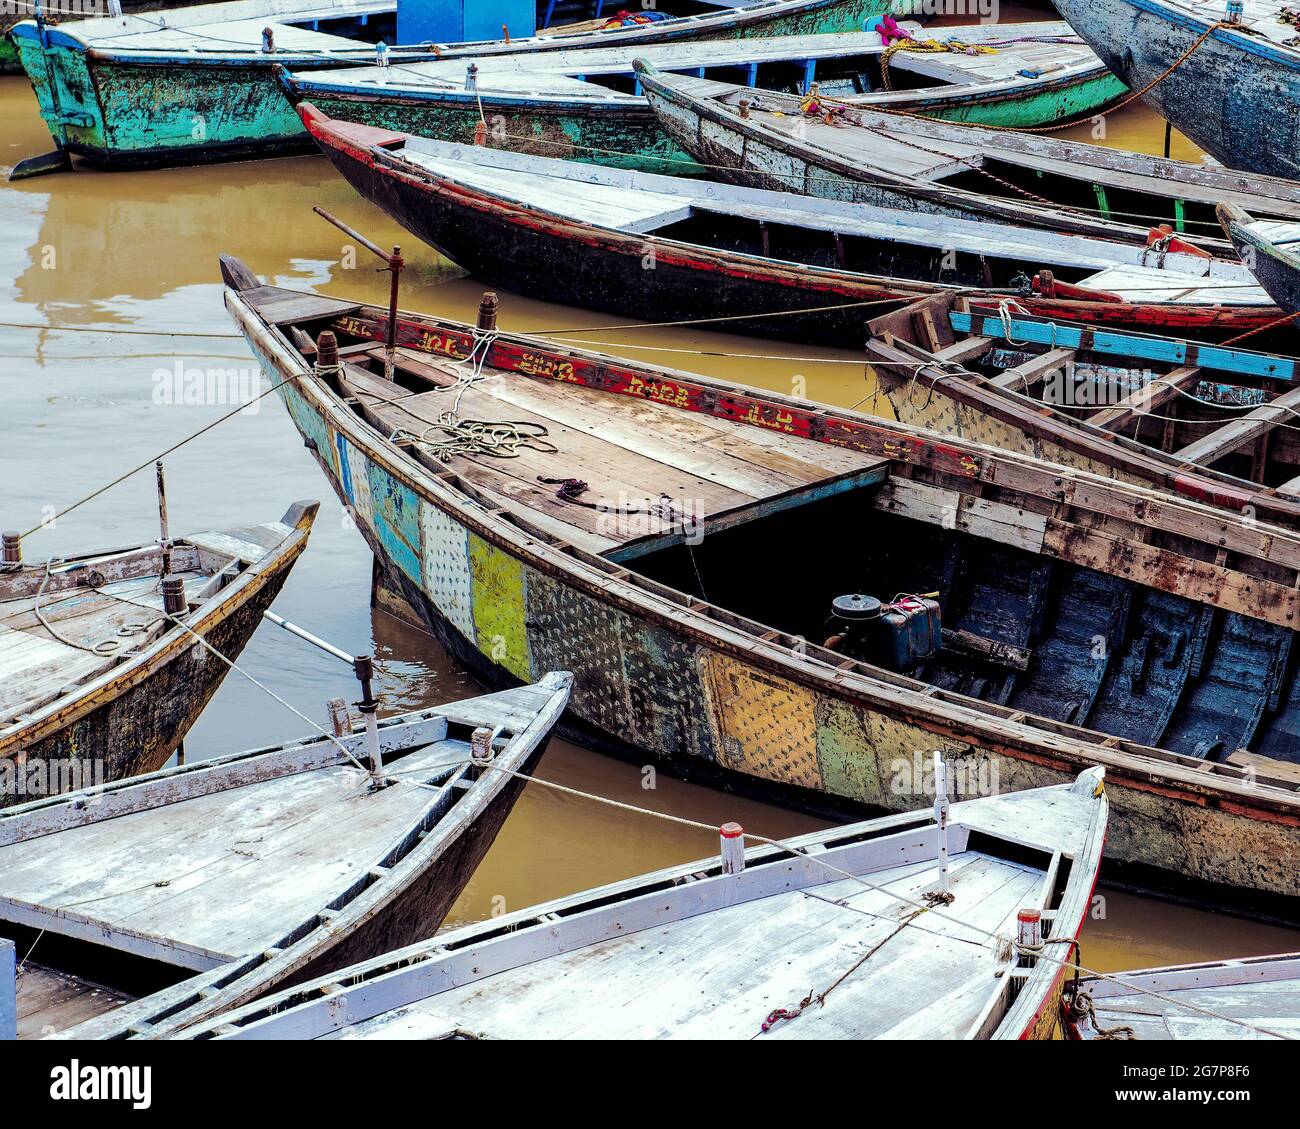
[225,263,1300,918]
[1050,0,1300,179]
[11,0,893,169]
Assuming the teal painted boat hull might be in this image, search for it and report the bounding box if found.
[13,0,897,170]
[290,66,1126,177]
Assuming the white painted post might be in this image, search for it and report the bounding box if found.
[1017,908,1043,962]
[0,938,15,1041]
[933,751,950,897]
[720,822,745,875]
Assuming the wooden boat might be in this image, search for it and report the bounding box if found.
[1063,953,1300,1039]
[178,766,1109,1040]
[862,292,1300,529]
[9,0,894,173]
[635,62,1300,243]
[0,501,318,807]
[1050,0,1300,180]
[277,22,1123,176]
[225,259,1300,917]
[1218,204,1300,323]
[302,105,1285,347]
[2,671,571,1038]
[0,2,168,75]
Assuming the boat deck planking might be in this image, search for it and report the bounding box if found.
[16,964,130,1040]
[1,737,468,970]
[196,772,1106,1040]
[1070,954,1300,1040]
[333,330,889,557]
[327,852,1042,1040]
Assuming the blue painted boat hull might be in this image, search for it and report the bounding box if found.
[1051,0,1300,179]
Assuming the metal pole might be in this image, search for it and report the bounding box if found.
[934,751,950,898]
[258,611,385,781]
[311,208,403,380]
[262,610,355,664]
[1164,119,1173,160]
[156,460,171,578]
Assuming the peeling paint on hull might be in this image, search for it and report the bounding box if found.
[1051,0,1300,180]
[12,0,894,169]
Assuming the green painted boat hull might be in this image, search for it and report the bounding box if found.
[303,93,699,176]
[892,71,1128,128]
[14,0,896,170]
[295,65,1126,178]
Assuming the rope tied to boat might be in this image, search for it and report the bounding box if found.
[390,416,557,462]
[878,37,998,93]
[31,559,158,656]
[1061,983,1137,1040]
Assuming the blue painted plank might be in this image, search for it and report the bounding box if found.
[0,939,14,1041]
[950,311,1300,382]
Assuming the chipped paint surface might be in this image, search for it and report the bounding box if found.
[703,653,822,790]
[367,463,422,585]
[419,502,475,640]
[468,532,531,681]
[303,94,698,175]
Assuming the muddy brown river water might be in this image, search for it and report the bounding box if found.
[2,62,1296,973]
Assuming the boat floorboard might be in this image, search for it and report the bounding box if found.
[16,962,132,1040]
[0,738,469,965]
[320,849,1039,1040]
[341,349,888,554]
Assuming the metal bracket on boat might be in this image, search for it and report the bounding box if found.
[259,610,388,784]
[313,206,404,381]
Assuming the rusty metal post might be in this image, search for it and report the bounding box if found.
[354,654,384,780]
[477,291,499,333]
[161,575,186,616]
[385,246,404,380]
[1,532,20,567]
[155,460,172,578]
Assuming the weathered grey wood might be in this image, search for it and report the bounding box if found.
[1071,953,1300,1040]
[194,769,1107,1040]
[2,673,571,1038]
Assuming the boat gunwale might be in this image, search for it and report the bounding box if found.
[225,279,1300,819]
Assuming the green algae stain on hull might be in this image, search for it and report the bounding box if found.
[309,93,699,174]
[13,0,899,167]
[917,72,1129,129]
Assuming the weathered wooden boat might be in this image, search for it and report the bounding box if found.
[179,765,1109,1040]
[303,106,1284,347]
[2,671,571,1038]
[0,501,318,808]
[225,259,1300,917]
[863,292,1300,529]
[635,62,1300,243]
[1063,953,1300,1039]
[1050,0,1300,181]
[277,22,1123,175]
[0,2,168,75]
[10,0,895,172]
[1218,204,1300,324]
